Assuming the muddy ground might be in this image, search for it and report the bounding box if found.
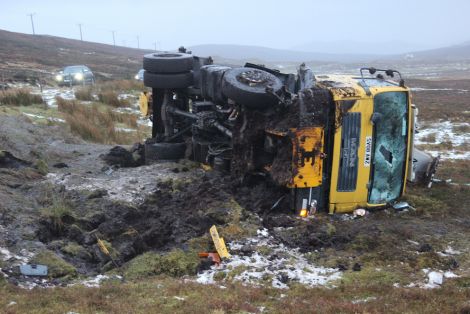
[0,108,469,293]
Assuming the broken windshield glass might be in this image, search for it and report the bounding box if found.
[369,91,408,204]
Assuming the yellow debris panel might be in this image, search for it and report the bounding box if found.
[210,225,230,259]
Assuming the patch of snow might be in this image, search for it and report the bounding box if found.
[413,269,460,289]
[40,88,76,107]
[444,246,462,255]
[48,117,66,123]
[196,229,341,289]
[444,271,459,278]
[257,228,269,237]
[411,87,468,92]
[137,117,152,127]
[46,163,197,204]
[22,112,45,119]
[415,121,470,160]
[114,107,141,115]
[428,271,443,285]
[78,274,122,288]
[407,240,420,246]
[351,296,377,304]
[118,93,135,100]
[173,296,186,301]
[0,247,31,264]
[115,127,136,133]
[18,279,55,290]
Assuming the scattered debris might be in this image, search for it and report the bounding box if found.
[19,264,48,276]
[353,209,368,218]
[209,225,230,259]
[196,229,341,289]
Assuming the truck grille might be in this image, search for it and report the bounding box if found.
[337,112,361,191]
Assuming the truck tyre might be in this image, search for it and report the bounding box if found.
[144,71,193,89]
[143,53,194,73]
[221,67,283,109]
[145,142,187,163]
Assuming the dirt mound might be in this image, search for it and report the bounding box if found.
[101,145,144,168]
[0,151,31,169]
[34,169,249,275]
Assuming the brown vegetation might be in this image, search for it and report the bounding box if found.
[0,88,43,106]
[98,90,130,107]
[74,86,94,101]
[409,79,470,122]
[1,275,469,313]
[56,97,143,144]
[99,79,144,92]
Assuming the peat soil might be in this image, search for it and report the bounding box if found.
[0,114,469,289]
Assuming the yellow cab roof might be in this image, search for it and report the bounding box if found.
[314,74,409,100]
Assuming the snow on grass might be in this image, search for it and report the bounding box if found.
[76,274,122,288]
[0,247,32,264]
[410,87,469,92]
[21,112,66,123]
[46,163,197,204]
[115,127,136,133]
[196,228,341,289]
[415,120,470,160]
[406,269,460,289]
[40,88,76,107]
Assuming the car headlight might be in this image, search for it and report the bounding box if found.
[74,73,84,80]
[55,75,63,81]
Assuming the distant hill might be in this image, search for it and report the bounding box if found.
[291,40,436,55]
[190,41,470,64]
[189,44,380,63]
[409,41,470,61]
[0,29,152,81]
[1,28,469,82]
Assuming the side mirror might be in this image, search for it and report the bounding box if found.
[392,201,413,211]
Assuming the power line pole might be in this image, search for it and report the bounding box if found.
[153,42,157,51]
[78,23,83,41]
[136,36,140,49]
[28,13,36,35]
[111,30,116,46]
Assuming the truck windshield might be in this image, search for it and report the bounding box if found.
[368,91,408,204]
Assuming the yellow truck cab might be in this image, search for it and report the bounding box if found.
[319,72,411,213]
[287,68,437,215]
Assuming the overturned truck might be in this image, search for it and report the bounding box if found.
[141,51,438,216]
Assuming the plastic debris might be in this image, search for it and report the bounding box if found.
[428,271,443,285]
[353,208,368,218]
[19,264,48,276]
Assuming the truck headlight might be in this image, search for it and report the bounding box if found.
[134,74,139,80]
[74,73,84,80]
[55,75,63,81]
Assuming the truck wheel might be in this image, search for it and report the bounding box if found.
[143,53,194,73]
[144,71,193,89]
[145,142,187,163]
[221,67,283,109]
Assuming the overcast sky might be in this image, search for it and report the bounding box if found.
[1,0,469,53]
